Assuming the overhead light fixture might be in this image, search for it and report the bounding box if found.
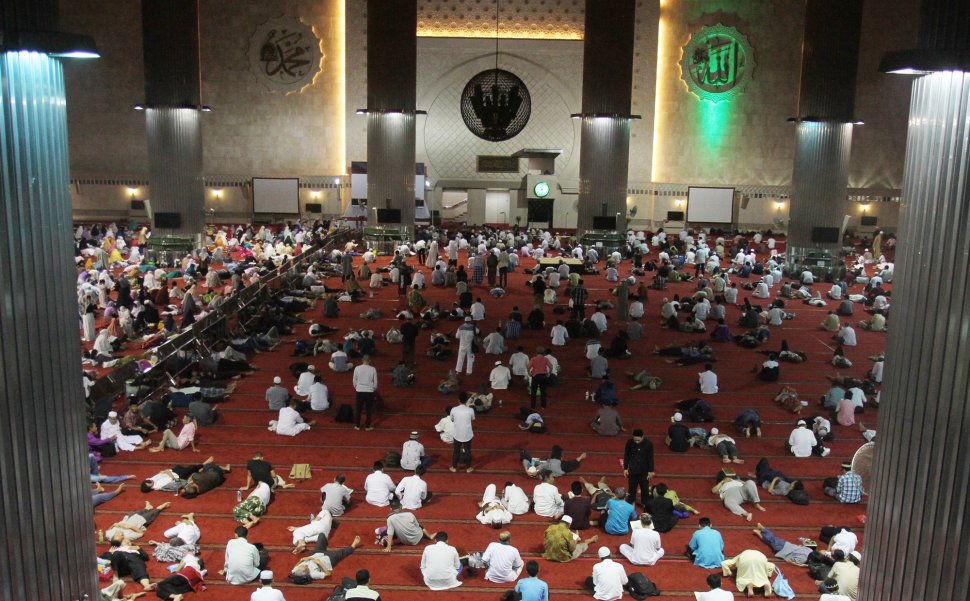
[570,112,642,120]
[201,105,212,112]
[879,49,970,75]
[310,190,322,199]
[133,104,146,111]
[354,108,427,116]
[333,177,341,185]
[1,31,100,58]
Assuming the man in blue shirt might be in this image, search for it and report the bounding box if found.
[515,560,549,601]
[603,487,638,535]
[687,518,725,569]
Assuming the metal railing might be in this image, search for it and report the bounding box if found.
[88,228,355,412]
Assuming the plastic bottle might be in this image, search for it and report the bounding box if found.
[97,529,104,543]
[585,391,591,401]
[236,489,242,502]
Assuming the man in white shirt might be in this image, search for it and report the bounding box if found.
[274,399,313,436]
[836,323,857,346]
[400,431,429,471]
[694,573,735,600]
[591,310,608,333]
[295,365,317,396]
[509,347,530,377]
[698,364,719,394]
[550,320,569,346]
[482,531,524,583]
[434,409,454,443]
[420,532,462,590]
[829,528,858,556]
[470,298,486,320]
[788,419,827,457]
[396,465,431,510]
[308,376,329,411]
[352,355,378,430]
[364,461,397,507]
[532,472,565,518]
[489,361,512,390]
[483,327,506,354]
[619,514,665,565]
[503,481,531,515]
[224,526,262,585]
[588,547,628,601]
[449,396,476,473]
[250,570,285,601]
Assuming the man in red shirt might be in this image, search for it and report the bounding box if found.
[528,347,553,409]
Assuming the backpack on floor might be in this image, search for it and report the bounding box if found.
[625,572,660,599]
[334,404,354,423]
[384,451,401,468]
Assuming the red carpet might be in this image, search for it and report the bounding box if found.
[94,239,882,600]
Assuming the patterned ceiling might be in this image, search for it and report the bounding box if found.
[417,0,585,39]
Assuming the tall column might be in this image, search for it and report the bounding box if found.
[787,0,863,262]
[365,0,417,233]
[576,0,636,234]
[141,0,205,237]
[860,1,970,599]
[0,2,99,601]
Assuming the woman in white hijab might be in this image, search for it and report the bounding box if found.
[94,329,115,360]
[476,484,513,527]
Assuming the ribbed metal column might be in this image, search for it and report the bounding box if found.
[577,117,632,232]
[787,0,862,263]
[0,50,97,601]
[146,107,204,235]
[365,0,416,233]
[858,69,970,601]
[367,112,416,229]
[577,0,636,234]
[142,0,205,236]
[787,122,854,253]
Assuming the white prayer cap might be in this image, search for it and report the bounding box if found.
[710,427,719,435]
[561,515,573,524]
[850,551,862,561]
[495,361,503,365]
[673,412,683,422]
[273,376,282,384]
[107,411,118,418]
[797,419,807,426]
[259,570,273,580]
[597,546,611,558]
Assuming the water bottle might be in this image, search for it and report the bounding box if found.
[97,529,104,543]
[585,391,591,402]
[236,489,242,502]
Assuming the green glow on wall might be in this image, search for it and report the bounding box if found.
[697,97,733,160]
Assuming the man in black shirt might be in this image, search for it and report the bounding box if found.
[399,318,419,366]
[622,429,655,506]
[570,280,588,319]
[666,412,691,452]
[240,451,293,492]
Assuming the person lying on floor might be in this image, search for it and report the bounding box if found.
[176,459,231,499]
[148,513,201,564]
[708,428,745,464]
[520,446,588,478]
[749,458,801,497]
[102,537,155,591]
[152,550,205,600]
[105,500,171,542]
[232,480,272,529]
[712,471,766,522]
[288,509,334,554]
[289,535,363,582]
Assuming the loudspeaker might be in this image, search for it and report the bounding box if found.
[740,195,750,210]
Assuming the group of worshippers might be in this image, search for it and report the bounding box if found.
[91,222,877,601]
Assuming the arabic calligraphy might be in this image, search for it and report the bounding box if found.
[249,18,323,93]
[680,24,754,103]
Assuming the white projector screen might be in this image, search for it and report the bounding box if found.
[253,177,299,214]
[687,186,735,223]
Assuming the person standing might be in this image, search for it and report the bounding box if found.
[352,355,378,430]
[623,429,655,506]
[449,395,475,473]
[250,570,285,601]
[455,316,478,375]
[399,318,419,366]
[528,347,553,409]
[570,279,588,319]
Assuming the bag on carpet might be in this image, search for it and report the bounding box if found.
[787,486,810,505]
[625,572,660,599]
[385,328,403,344]
[676,398,714,422]
[334,404,354,423]
[384,451,401,468]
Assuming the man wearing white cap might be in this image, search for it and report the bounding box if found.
[250,569,285,600]
[100,411,149,452]
[587,547,628,601]
[454,316,478,375]
[489,360,512,390]
[265,376,289,411]
[295,366,317,396]
[401,431,430,471]
[787,419,829,457]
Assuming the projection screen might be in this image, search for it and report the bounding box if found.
[687,186,735,223]
[253,177,300,214]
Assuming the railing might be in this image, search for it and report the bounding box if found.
[88,228,355,414]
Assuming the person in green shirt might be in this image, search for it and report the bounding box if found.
[542,515,599,562]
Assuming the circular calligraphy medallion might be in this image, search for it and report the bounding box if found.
[248,17,323,93]
[460,69,532,142]
[680,24,755,103]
